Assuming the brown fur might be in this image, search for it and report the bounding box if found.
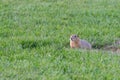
[70,35,81,48]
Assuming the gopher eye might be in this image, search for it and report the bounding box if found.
[74,35,77,37]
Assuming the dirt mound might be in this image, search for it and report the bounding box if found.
[103,40,120,53]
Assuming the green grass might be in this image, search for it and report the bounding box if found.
[0,0,120,80]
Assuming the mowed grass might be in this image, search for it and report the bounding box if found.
[0,0,120,80]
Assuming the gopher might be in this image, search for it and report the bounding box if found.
[70,34,92,49]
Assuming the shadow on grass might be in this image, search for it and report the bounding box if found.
[20,39,120,53]
[21,40,52,49]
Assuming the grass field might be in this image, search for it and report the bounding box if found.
[0,0,120,80]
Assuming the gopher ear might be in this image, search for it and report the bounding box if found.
[76,35,78,37]
[70,34,74,37]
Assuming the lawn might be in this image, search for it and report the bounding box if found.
[0,0,120,80]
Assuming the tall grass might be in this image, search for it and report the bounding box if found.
[0,0,120,80]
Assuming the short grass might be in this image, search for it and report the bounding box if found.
[0,0,120,80]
